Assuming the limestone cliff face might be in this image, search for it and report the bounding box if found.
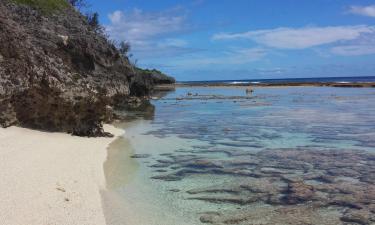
[0,1,174,136]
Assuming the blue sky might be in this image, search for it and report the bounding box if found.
[88,0,375,81]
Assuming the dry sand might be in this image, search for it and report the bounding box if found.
[0,125,124,225]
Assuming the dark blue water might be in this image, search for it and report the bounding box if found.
[180,76,375,85]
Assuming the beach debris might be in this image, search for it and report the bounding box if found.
[56,187,66,193]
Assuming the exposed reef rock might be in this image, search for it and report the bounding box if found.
[0,1,174,136]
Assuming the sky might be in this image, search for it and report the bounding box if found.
[88,0,375,81]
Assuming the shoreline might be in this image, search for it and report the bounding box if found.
[0,124,124,225]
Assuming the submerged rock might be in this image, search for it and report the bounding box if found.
[148,147,375,224]
[341,209,374,225]
[199,204,343,225]
[283,181,315,204]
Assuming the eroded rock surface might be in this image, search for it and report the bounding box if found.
[0,1,173,136]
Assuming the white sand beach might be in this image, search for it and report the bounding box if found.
[0,125,123,225]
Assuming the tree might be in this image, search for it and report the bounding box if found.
[118,41,131,58]
[86,12,101,31]
[68,0,88,10]
[87,12,99,27]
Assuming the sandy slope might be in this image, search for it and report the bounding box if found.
[0,125,123,225]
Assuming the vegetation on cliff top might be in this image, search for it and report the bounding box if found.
[136,68,176,84]
[135,68,168,77]
[11,0,69,13]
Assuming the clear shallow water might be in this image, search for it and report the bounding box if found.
[104,87,375,225]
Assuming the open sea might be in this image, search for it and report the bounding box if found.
[102,83,375,225]
[180,76,375,85]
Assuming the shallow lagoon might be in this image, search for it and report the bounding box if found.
[103,87,375,225]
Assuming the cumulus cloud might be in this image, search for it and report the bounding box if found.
[212,25,375,49]
[349,5,375,17]
[331,45,375,56]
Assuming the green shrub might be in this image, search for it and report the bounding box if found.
[11,0,69,14]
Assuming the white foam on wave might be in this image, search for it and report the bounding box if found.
[229,81,250,84]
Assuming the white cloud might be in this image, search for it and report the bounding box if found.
[349,5,375,17]
[212,26,375,49]
[231,48,268,63]
[331,45,375,56]
[108,10,123,24]
[159,38,188,48]
[106,8,187,42]
[132,39,201,58]
[105,8,198,59]
[173,47,267,67]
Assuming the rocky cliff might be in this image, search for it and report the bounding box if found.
[0,0,174,136]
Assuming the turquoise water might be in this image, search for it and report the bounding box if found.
[104,87,375,225]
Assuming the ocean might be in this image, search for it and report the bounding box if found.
[102,85,375,225]
[180,76,375,85]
